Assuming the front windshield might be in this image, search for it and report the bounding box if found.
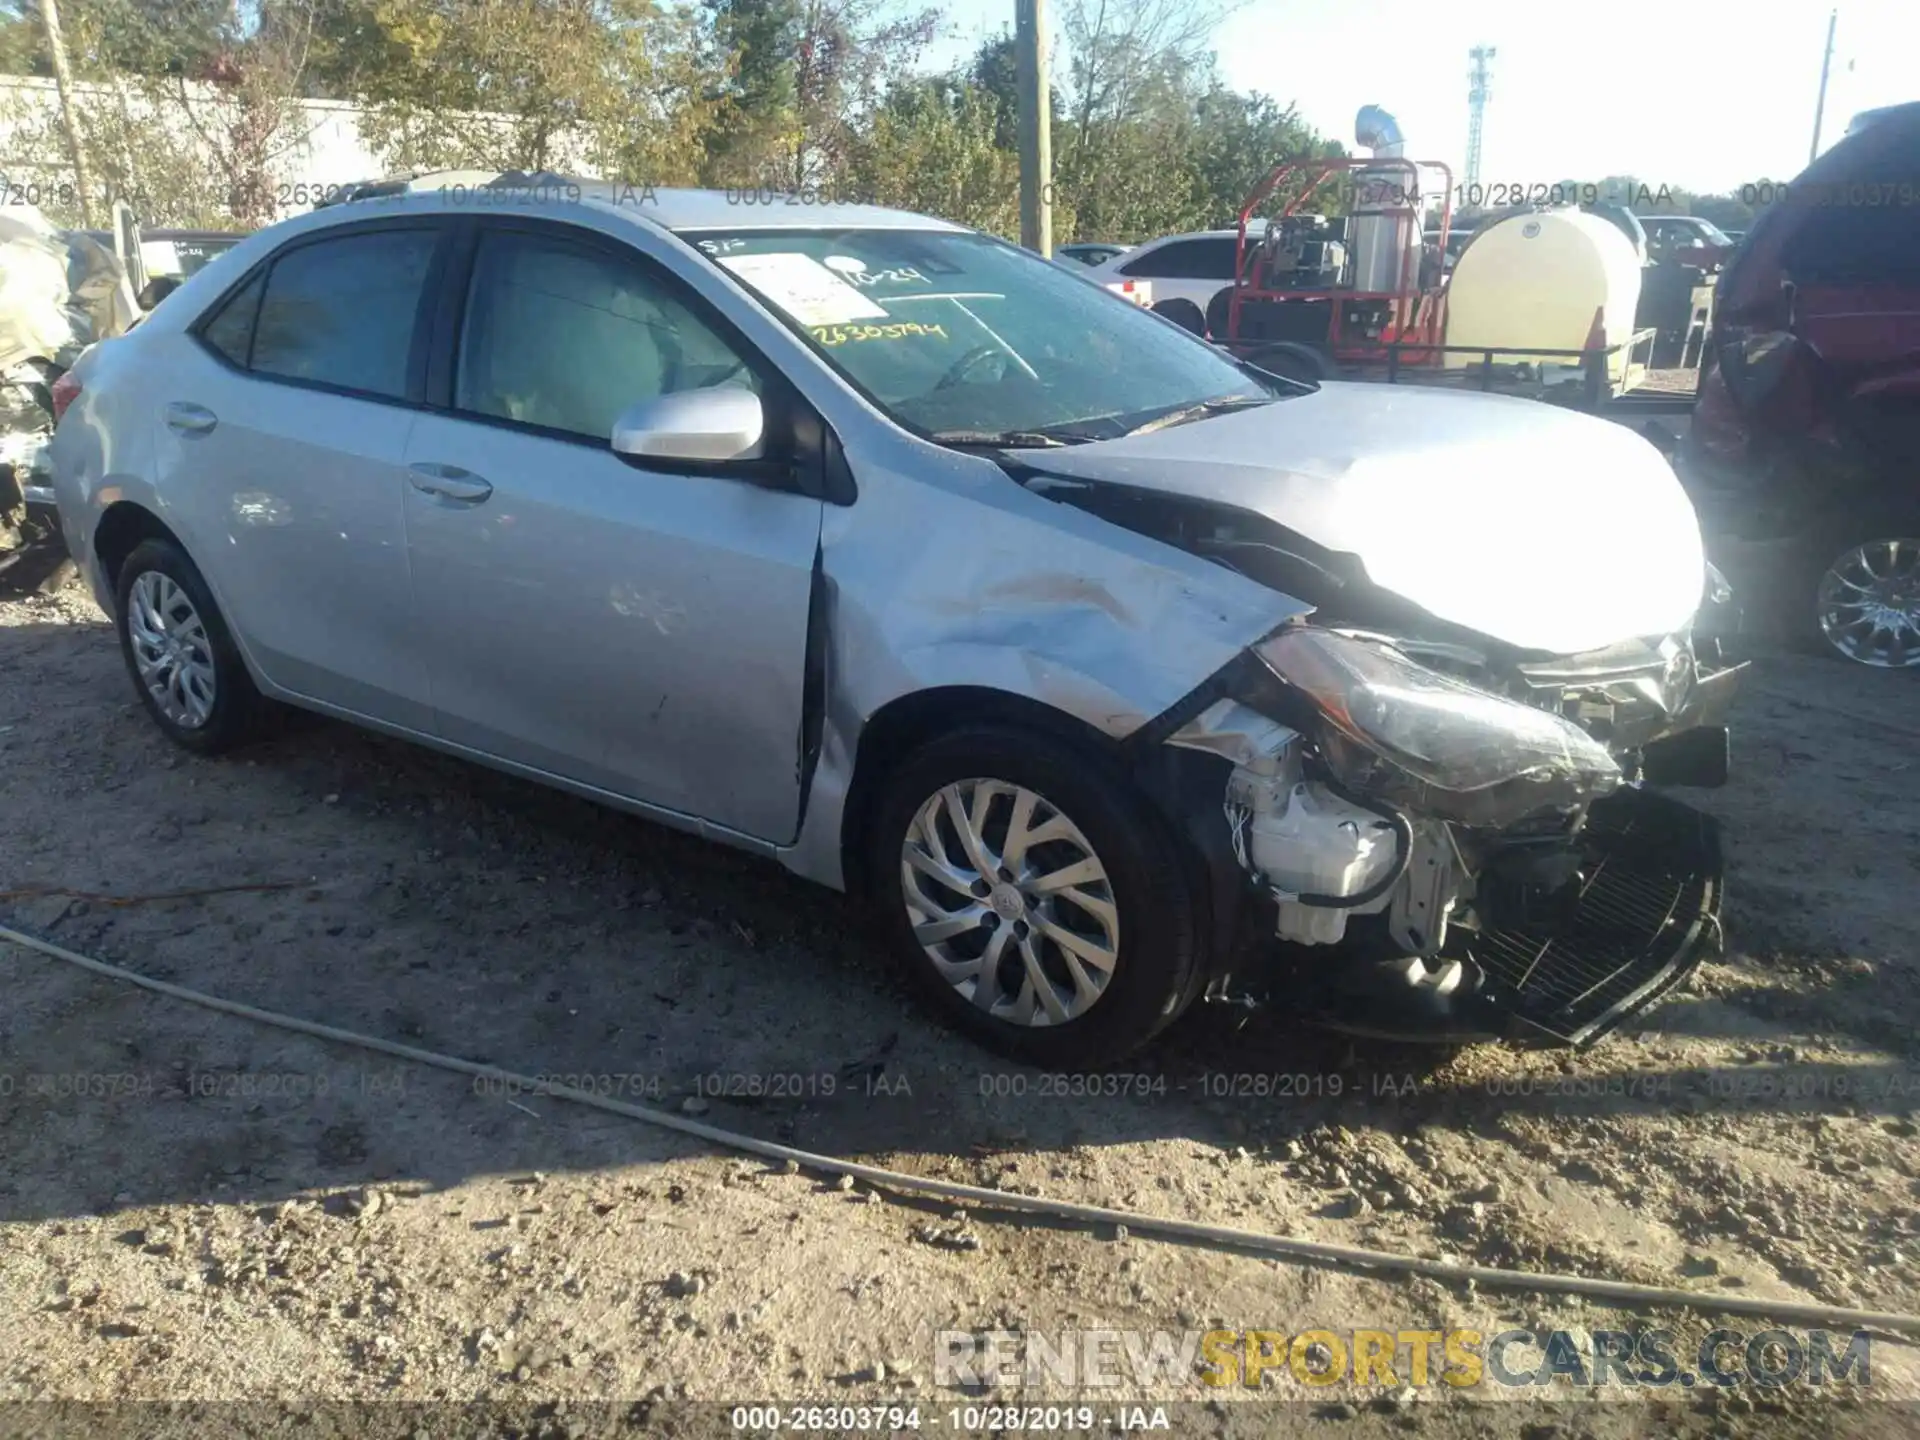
[683,227,1285,443]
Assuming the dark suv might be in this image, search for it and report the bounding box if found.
[1680,102,1920,668]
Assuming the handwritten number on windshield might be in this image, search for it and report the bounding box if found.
[810,322,950,347]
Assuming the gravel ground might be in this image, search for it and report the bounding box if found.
[2,572,1917,1438]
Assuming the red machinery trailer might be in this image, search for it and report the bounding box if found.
[1221,153,1452,376]
[1213,106,1685,419]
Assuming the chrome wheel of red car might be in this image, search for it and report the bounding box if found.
[1816,537,1920,668]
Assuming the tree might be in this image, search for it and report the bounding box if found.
[699,0,800,183]
[0,0,338,226]
[1051,0,1267,240]
[965,30,1028,153]
[784,0,937,188]
[35,0,95,223]
[1688,190,1756,231]
[1185,85,1342,228]
[845,76,1024,233]
[341,0,713,181]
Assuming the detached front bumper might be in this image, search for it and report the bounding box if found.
[1179,625,1741,1049]
[1294,786,1724,1048]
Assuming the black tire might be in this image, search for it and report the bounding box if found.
[1795,517,1920,669]
[866,724,1205,1069]
[114,537,274,753]
[1204,288,1234,340]
[1245,342,1328,385]
[1151,298,1206,336]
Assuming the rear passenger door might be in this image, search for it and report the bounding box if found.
[167,220,449,729]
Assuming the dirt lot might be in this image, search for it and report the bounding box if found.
[2,571,1918,1438]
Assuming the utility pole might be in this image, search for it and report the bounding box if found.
[37,0,97,226]
[1016,0,1052,256]
[1809,8,1837,164]
[1465,45,1495,193]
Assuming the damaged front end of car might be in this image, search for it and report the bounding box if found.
[1150,595,1744,1049]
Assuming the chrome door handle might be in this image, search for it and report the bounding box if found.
[407,463,493,503]
[164,402,217,435]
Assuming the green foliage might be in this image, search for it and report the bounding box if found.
[699,0,800,182]
[3,0,1760,253]
[845,76,1023,237]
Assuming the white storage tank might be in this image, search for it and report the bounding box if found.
[1443,208,1644,389]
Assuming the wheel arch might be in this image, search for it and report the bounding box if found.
[94,500,184,599]
[92,502,274,691]
[834,684,1245,992]
[838,685,1125,900]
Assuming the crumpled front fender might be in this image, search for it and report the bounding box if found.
[775,435,1303,889]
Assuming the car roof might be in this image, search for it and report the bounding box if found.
[311,171,967,235]
[1846,101,1920,135]
[1135,225,1267,246]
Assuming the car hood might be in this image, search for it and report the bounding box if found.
[1024,382,1707,656]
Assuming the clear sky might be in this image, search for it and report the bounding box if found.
[929,0,1917,195]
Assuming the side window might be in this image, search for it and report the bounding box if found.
[198,270,265,366]
[1189,238,1241,279]
[1119,241,1195,279]
[455,228,761,443]
[1122,238,1240,280]
[248,228,438,399]
[1782,187,1920,283]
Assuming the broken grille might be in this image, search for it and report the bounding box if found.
[1465,788,1722,1046]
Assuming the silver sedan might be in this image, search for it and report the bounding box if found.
[52,175,1743,1066]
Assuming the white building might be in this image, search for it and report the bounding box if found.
[0,73,598,229]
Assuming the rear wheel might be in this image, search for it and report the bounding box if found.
[1151,298,1205,336]
[867,725,1204,1068]
[1807,529,1920,669]
[114,538,274,752]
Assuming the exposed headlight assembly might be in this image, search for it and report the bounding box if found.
[1253,628,1623,829]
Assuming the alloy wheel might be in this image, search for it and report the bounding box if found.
[899,778,1120,1027]
[127,570,218,727]
[1816,538,1920,668]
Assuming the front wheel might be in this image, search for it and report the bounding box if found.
[867,725,1204,1068]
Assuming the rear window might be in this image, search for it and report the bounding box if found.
[198,272,264,367]
[1725,115,1920,292]
[199,227,439,401]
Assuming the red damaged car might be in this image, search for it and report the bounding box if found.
[1680,101,1920,669]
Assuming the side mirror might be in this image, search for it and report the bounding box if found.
[1720,328,1806,410]
[137,275,182,311]
[611,388,764,464]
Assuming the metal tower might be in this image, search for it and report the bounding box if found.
[1466,45,1495,191]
